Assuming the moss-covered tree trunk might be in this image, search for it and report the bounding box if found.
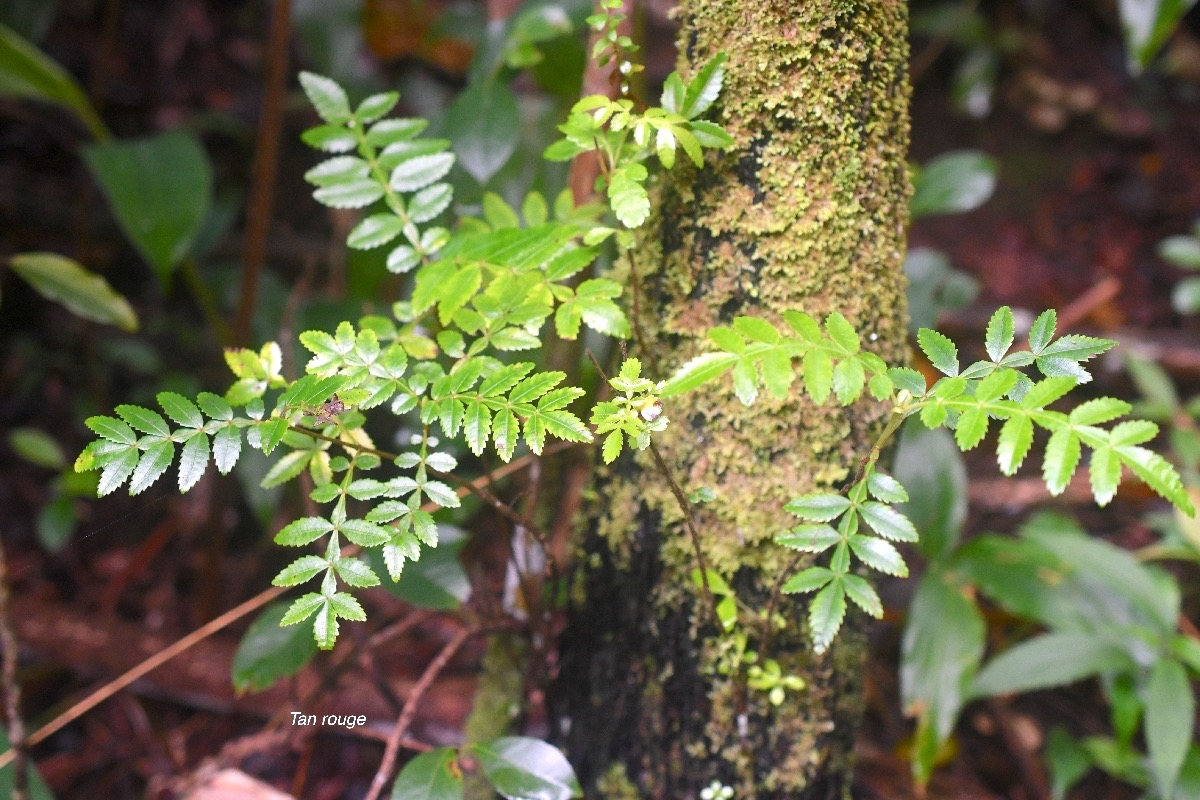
[554,2,910,798]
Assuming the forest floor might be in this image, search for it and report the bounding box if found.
[2,1,1200,798]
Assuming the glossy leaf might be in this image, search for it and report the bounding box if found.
[470,736,582,800]
[231,601,318,693]
[391,748,465,800]
[447,78,520,184]
[83,130,211,285]
[0,21,108,138]
[910,150,996,218]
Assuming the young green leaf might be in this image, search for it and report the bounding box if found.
[917,328,959,376]
[984,306,1015,362]
[809,580,847,654]
[299,71,352,124]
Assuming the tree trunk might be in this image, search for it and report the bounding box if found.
[554,2,911,797]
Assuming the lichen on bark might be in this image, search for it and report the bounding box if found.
[553,2,911,798]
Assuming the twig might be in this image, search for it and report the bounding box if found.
[0,534,27,799]
[0,448,553,770]
[363,626,477,800]
[647,442,719,628]
[585,349,718,627]
[0,584,288,771]
[624,249,662,378]
[233,0,294,346]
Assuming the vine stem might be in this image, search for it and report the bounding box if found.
[362,625,477,800]
[585,349,719,628]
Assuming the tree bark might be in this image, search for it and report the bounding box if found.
[554,2,910,797]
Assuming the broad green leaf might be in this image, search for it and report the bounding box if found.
[9,252,137,331]
[231,601,319,693]
[83,130,212,285]
[470,736,582,800]
[895,422,967,560]
[1045,728,1092,800]
[1087,445,1122,506]
[129,438,173,494]
[1173,282,1200,320]
[832,357,865,405]
[969,632,1133,697]
[391,748,465,800]
[1160,234,1200,269]
[304,156,369,186]
[1069,397,1132,426]
[333,556,380,588]
[985,306,1015,361]
[97,446,138,496]
[0,726,56,800]
[917,328,959,376]
[272,555,329,586]
[299,71,351,124]
[448,78,520,184]
[1146,658,1192,798]
[9,427,66,469]
[901,570,986,784]
[824,312,860,353]
[910,150,996,218]
[372,527,469,610]
[0,21,108,139]
[1118,0,1198,74]
[809,581,847,654]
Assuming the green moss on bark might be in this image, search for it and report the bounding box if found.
[555,2,910,798]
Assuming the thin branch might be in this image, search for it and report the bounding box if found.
[0,447,554,770]
[585,349,718,626]
[0,534,27,799]
[233,0,294,346]
[624,248,662,378]
[648,442,719,628]
[363,625,477,800]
